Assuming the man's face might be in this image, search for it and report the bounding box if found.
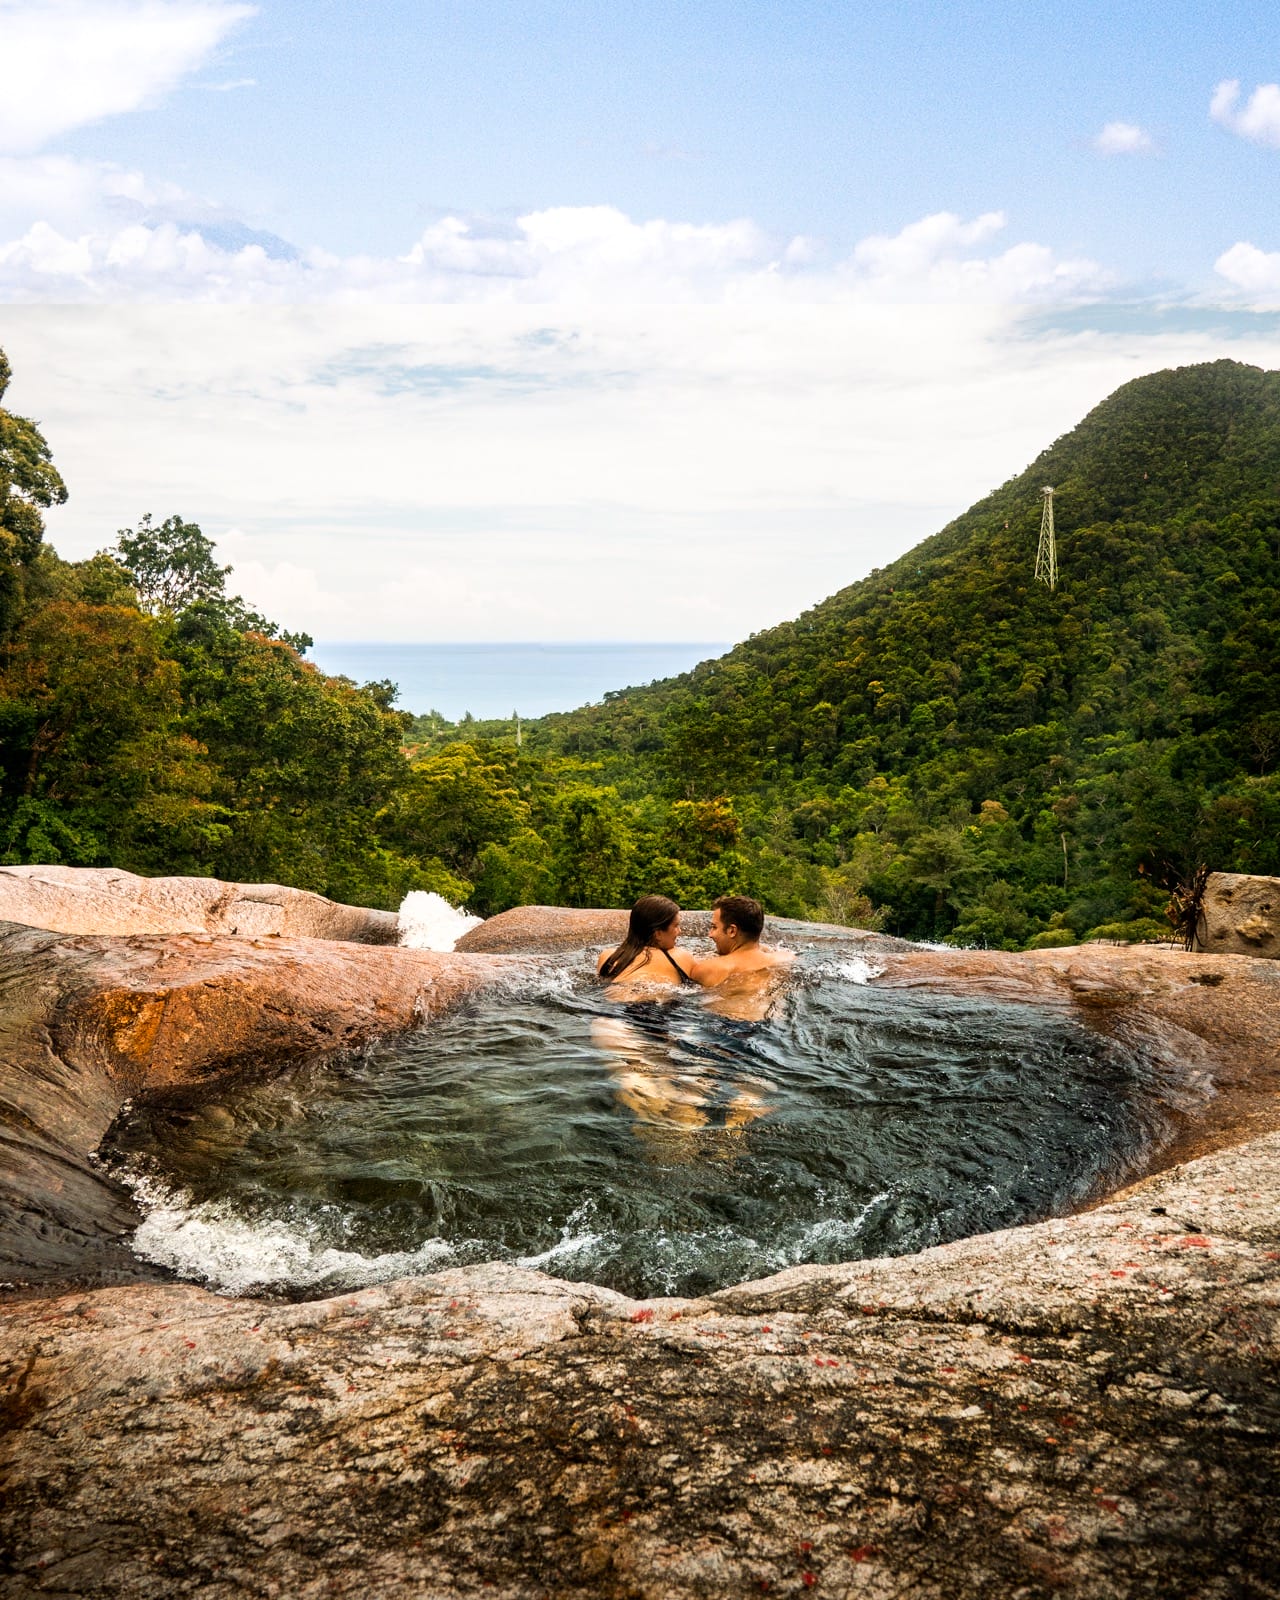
[709,909,737,954]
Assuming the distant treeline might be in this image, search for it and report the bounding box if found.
[3,349,1278,943]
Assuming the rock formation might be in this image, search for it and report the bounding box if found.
[1198,870,1280,960]
[3,1138,1276,1598]
[0,865,400,944]
[455,903,910,954]
[1,905,1277,1597]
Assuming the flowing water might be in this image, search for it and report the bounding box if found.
[105,948,1194,1300]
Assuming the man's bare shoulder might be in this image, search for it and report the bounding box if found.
[690,945,794,986]
[687,952,732,986]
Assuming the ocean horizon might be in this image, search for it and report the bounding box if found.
[306,641,730,722]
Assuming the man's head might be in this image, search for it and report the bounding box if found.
[709,895,765,954]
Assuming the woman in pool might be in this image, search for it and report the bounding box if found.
[597,894,696,988]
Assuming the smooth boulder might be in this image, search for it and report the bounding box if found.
[0,864,400,944]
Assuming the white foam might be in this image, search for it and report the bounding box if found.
[516,1231,605,1270]
[806,955,885,984]
[397,890,484,951]
[124,1174,457,1297]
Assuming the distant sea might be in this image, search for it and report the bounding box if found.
[306,642,730,722]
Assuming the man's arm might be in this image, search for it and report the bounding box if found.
[687,954,731,987]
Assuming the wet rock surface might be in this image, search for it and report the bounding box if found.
[0,865,401,944]
[2,1137,1277,1599]
[1,909,1278,1595]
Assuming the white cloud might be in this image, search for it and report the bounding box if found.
[7,301,1276,643]
[0,0,255,154]
[1093,121,1154,155]
[1215,240,1280,295]
[1210,79,1280,148]
[0,188,1106,304]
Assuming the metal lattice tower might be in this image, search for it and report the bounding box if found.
[1035,486,1058,590]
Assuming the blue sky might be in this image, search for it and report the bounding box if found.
[29,0,1280,280]
[2,0,1280,640]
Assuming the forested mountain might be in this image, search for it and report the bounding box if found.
[511,359,1280,943]
[2,349,1277,945]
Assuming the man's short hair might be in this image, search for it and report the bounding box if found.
[713,894,765,942]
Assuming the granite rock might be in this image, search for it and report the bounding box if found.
[0,865,400,944]
[1,1135,1277,1598]
[455,903,910,955]
[1,911,1279,1596]
[1198,870,1280,959]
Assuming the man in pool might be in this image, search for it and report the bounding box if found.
[687,895,794,989]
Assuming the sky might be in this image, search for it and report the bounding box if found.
[2,0,1280,642]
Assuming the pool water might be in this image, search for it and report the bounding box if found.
[106,952,1187,1299]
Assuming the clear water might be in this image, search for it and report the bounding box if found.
[107,952,1186,1300]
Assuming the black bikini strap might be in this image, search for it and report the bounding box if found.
[659,945,696,985]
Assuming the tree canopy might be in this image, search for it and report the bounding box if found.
[1,347,1277,941]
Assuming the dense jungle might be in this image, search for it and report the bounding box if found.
[2,349,1277,947]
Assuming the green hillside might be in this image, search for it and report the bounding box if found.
[514,359,1280,943]
[4,346,1278,943]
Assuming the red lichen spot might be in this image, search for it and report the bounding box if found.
[346,1384,356,1393]
[1110,1271,1126,1278]
[1264,1252,1280,1262]
[1015,1354,1032,1363]
[802,1573,817,1588]
[1044,1437,1059,1445]
[797,1541,813,1554]
[1018,1404,1029,1412]
[939,1365,956,1373]
[761,1325,772,1333]
[1099,1498,1120,1513]
[630,1308,656,1323]
[1179,1235,1211,1248]
[848,1546,877,1563]
[184,1340,196,1349]
[820,1446,833,1455]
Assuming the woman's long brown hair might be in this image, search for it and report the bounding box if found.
[599,894,681,981]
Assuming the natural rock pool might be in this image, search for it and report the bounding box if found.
[103,949,1188,1299]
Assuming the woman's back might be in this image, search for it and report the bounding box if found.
[597,942,695,988]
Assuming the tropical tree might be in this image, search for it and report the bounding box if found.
[0,349,68,637]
